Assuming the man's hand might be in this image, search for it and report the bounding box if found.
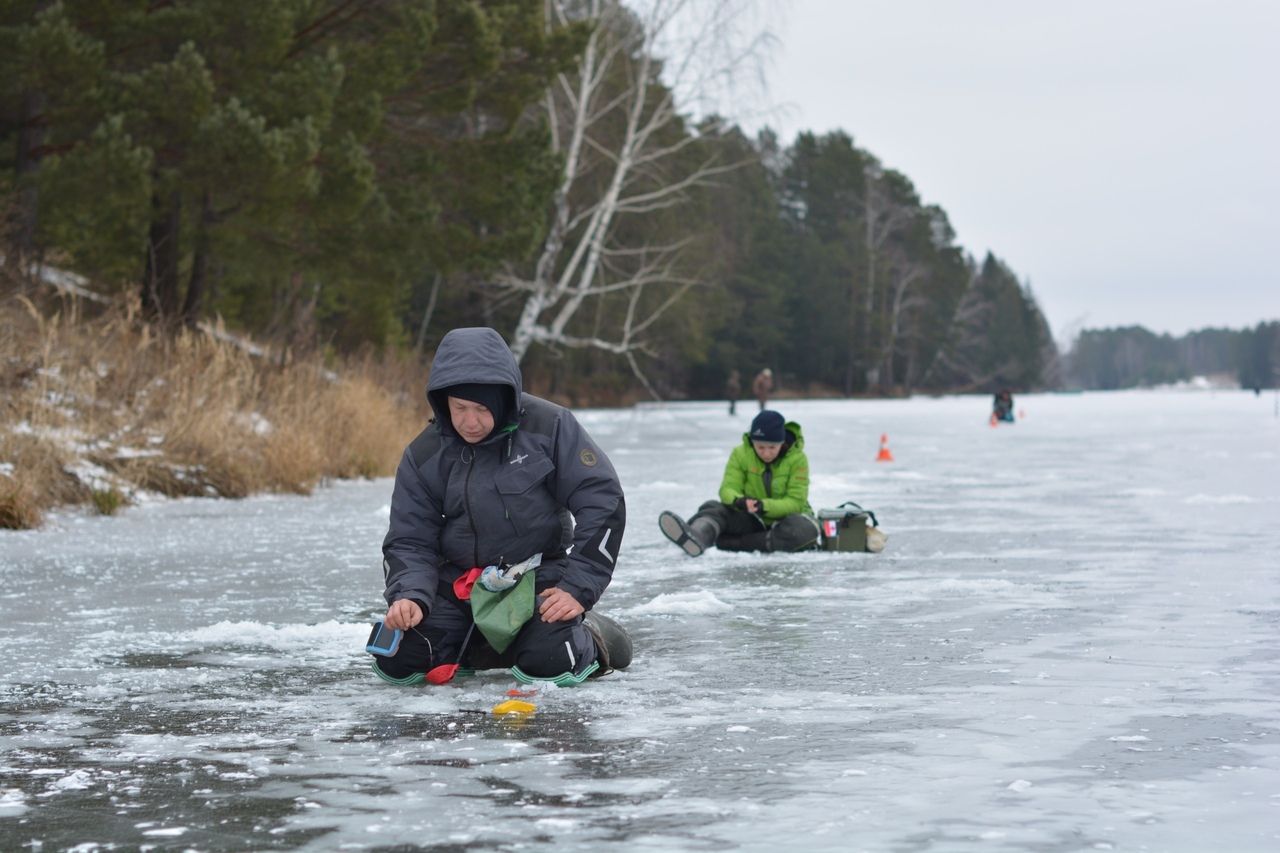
[384,599,423,631]
[538,587,585,622]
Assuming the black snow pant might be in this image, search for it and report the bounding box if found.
[691,500,820,553]
[373,577,597,681]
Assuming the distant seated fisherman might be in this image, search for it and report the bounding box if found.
[659,409,819,556]
[992,388,1015,423]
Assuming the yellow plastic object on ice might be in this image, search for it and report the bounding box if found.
[491,699,536,716]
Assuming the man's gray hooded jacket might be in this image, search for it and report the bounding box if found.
[382,327,625,615]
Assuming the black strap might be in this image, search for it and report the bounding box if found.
[836,500,878,528]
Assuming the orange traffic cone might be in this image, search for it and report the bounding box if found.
[875,433,894,462]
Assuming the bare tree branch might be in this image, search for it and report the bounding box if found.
[500,0,770,397]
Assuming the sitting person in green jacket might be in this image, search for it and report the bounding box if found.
[659,410,820,556]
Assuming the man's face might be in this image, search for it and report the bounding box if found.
[448,396,495,444]
[752,440,782,463]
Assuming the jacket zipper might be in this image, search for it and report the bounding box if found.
[463,449,479,568]
[463,418,519,570]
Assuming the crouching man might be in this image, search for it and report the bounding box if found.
[373,327,631,687]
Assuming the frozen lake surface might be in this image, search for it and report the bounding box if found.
[2,390,1278,851]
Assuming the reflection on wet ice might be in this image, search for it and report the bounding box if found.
[2,392,1278,850]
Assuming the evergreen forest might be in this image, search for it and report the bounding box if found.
[1065,322,1280,391]
[2,1,1273,402]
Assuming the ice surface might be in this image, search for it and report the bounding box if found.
[2,390,1279,851]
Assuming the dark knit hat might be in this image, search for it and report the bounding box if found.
[750,410,786,443]
[441,382,509,429]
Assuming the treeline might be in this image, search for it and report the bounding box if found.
[2,0,1055,402]
[658,128,1057,399]
[1,0,586,346]
[1065,322,1280,390]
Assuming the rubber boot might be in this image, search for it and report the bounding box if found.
[583,611,633,676]
[659,511,721,557]
[689,516,720,550]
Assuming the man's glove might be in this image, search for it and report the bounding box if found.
[733,497,756,513]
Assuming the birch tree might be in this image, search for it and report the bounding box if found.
[920,263,1002,392]
[854,162,915,390]
[875,259,926,389]
[501,0,767,392]
[922,252,1053,392]
[874,205,968,391]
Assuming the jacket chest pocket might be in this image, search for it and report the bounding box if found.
[495,456,555,532]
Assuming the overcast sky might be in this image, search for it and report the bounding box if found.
[745,0,1278,340]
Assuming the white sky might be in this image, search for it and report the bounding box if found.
[744,0,1279,340]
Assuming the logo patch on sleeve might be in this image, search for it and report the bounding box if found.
[579,448,598,467]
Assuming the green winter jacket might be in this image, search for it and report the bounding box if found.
[717,421,813,525]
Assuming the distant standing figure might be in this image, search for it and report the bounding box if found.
[752,368,773,411]
[725,369,741,415]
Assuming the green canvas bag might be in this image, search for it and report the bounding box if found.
[470,563,537,653]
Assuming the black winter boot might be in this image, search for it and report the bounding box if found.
[583,611,633,676]
[690,516,720,549]
[659,511,721,557]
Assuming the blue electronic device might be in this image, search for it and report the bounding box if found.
[365,621,403,656]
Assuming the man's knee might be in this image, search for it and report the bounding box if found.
[372,655,425,684]
[694,499,728,521]
[512,620,596,678]
[770,514,820,552]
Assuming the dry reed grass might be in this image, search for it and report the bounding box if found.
[0,284,430,529]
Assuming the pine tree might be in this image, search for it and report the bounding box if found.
[3,1,584,348]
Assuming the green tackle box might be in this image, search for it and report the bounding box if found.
[817,502,885,553]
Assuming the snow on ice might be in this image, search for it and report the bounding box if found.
[1,390,1278,851]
